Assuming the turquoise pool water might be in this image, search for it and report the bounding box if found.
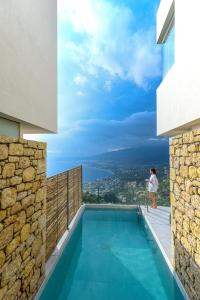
[39,209,184,300]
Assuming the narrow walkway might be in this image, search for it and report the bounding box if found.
[141,206,172,265]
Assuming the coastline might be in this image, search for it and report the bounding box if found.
[47,160,113,183]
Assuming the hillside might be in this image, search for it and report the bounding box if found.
[87,145,169,167]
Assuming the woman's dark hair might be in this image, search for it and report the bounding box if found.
[151,168,156,174]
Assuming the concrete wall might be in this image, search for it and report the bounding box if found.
[157,0,200,136]
[170,129,200,300]
[0,136,46,299]
[0,0,57,134]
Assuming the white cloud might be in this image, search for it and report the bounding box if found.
[74,74,88,86]
[76,91,86,97]
[52,111,161,156]
[108,147,127,152]
[23,134,41,141]
[26,111,167,158]
[148,137,168,142]
[104,80,112,92]
[59,0,161,88]
[58,0,99,35]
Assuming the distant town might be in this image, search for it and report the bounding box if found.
[83,163,170,206]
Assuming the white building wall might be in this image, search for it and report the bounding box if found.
[0,0,57,134]
[157,0,200,136]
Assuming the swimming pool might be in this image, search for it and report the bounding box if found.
[38,208,185,300]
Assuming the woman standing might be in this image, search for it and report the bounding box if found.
[148,168,159,208]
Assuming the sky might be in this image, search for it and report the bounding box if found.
[26,0,167,165]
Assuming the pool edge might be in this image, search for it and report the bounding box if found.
[34,204,190,300]
[85,203,137,209]
[141,209,190,300]
[34,204,86,300]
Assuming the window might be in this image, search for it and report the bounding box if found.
[163,24,175,77]
[0,116,20,137]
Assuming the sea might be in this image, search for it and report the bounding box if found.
[47,159,113,183]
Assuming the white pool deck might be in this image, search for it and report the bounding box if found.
[141,205,189,300]
[141,205,172,264]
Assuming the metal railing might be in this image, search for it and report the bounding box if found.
[136,196,141,223]
[145,191,149,212]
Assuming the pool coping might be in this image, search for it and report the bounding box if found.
[141,207,190,300]
[34,204,86,300]
[85,203,137,209]
[34,204,190,300]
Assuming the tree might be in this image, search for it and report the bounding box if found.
[103,192,119,203]
[83,192,101,203]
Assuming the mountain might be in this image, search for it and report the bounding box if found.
[86,145,169,167]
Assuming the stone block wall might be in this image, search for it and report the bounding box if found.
[170,129,200,300]
[0,136,46,300]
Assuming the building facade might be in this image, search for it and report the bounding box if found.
[0,0,57,137]
[157,1,200,299]
[157,0,200,136]
[0,1,57,299]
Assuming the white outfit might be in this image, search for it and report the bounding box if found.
[148,174,159,192]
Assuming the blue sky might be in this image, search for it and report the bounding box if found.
[27,0,166,162]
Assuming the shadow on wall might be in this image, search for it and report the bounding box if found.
[174,238,200,300]
[0,136,46,299]
[170,129,200,300]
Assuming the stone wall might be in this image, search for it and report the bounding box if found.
[170,129,200,300]
[46,167,82,260]
[0,136,46,300]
